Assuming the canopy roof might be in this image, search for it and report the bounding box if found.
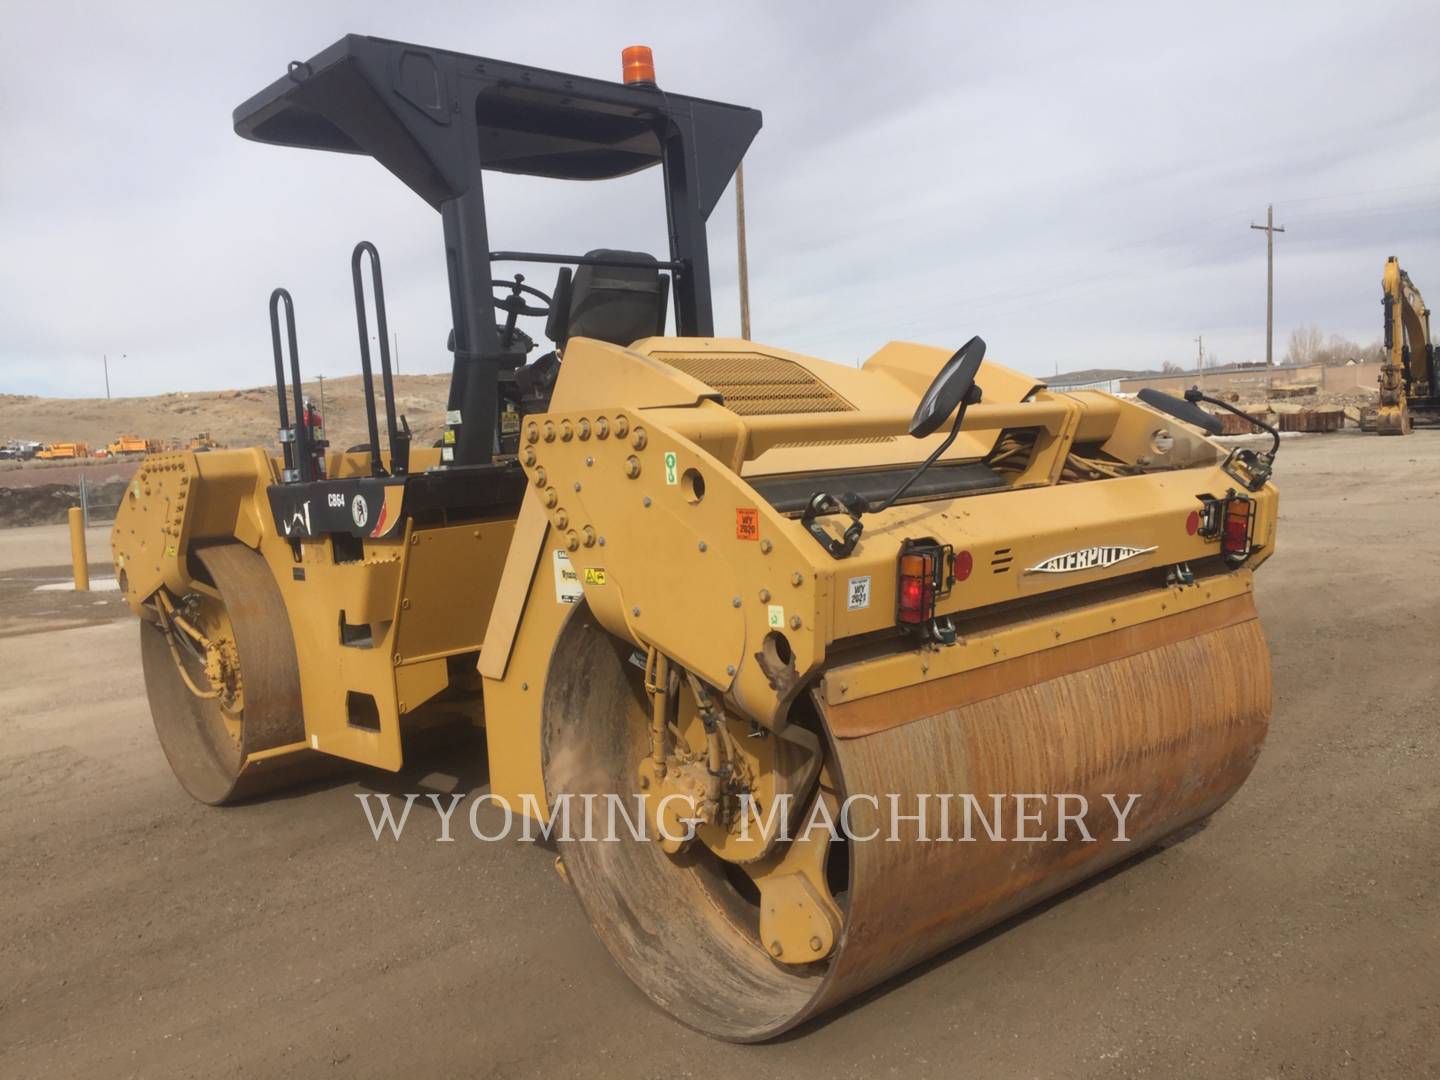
[233,34,762,214]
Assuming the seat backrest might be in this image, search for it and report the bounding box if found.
[565,250,667,345]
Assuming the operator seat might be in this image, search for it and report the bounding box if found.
[548,249,668,348]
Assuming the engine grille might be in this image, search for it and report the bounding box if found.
[651,352,854,415]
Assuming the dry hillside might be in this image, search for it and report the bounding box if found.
[0,373,452,454]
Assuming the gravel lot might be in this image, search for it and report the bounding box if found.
[1,430,1436,1079]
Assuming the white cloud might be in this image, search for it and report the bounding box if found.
[2,0,1438,397]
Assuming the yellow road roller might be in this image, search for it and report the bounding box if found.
[112,35,1280,1040]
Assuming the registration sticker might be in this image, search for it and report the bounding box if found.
[847,575,871,611]
[553,550,582,604]
[736,507,760,541]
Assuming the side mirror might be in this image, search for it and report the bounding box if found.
[909,336,986,437]
[1137,387,1224,436]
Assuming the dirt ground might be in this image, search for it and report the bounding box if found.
[1,431,1436,1079]
[0,461,139,488]
[0,477,131,530]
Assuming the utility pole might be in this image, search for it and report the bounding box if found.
[393,332,400,376]
[735,161,751,339]
[1195,334,1204,390]
[316,374,326,423]
[1250,205,1285,385]
[103,354,110,399]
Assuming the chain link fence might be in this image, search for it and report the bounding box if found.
[77,472,125,527]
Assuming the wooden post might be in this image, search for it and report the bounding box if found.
[735,161,751,340]
[1250,206,1285,387]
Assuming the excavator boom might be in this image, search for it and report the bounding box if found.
[1376,255,1438,434]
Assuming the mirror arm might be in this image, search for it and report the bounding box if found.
[866,395,971,514]
[800,387,979,561]
[1173,387,1277,492]
[1183,387,1281,460]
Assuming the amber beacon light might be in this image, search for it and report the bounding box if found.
[621,45,657,86]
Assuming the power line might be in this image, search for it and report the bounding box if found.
[1279,180,1440,207]
[1282,200,1440,225]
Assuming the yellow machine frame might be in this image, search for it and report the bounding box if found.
[114,336,1276,808]
[109,32,1282,1041]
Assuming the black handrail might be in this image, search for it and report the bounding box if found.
[350,243,386,477]
[268,288,312,481]
[350,241,410,477]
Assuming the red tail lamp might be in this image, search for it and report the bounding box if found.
[1220,496,1254,563]
[1198,492,1255,564]
[896,539,957,627]
[897,552,936,625]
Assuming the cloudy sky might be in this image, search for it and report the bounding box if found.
[3,0,1439,398]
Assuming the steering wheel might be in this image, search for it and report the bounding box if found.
[492,275,552,351]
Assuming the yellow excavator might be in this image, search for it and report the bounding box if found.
[112,35,1281,1040]
[1376,255,1437,434]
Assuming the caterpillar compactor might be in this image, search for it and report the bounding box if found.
[1376,255,1438,435]
[113,36,1279,1040]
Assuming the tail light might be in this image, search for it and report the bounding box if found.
[897,539,954,626]
[1221,496,1254,563]
[1198,491,1254,564]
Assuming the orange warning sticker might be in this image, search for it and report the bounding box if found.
[736,507,760,541]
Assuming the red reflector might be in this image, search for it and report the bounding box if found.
[954,549,973,581]
[1185,510,1200,536]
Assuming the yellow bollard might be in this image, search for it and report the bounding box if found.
[68,507,89,592]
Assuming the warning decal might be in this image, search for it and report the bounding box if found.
[583,567,607,586]
[553,549,582,604]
